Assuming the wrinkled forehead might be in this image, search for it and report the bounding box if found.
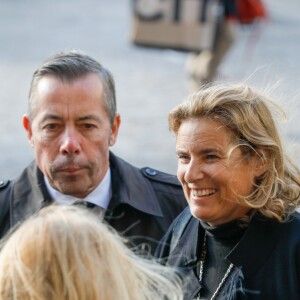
[29,73,104,119]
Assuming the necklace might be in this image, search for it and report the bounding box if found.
[196,232,234,300]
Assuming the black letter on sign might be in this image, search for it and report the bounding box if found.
[133,0,164,21]
[173,0,181,22]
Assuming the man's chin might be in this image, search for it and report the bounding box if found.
[55,180,90,199]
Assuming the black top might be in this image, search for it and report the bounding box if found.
[199,220,246,299]
[156,206,300,299]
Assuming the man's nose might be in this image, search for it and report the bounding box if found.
[60,129,81,155]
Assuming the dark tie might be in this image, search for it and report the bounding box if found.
[73,201,105,219]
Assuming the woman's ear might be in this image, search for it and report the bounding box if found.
[252,148,269,177]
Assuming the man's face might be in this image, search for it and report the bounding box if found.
[23,73,120,198]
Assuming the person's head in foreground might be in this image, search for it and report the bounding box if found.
[169,82,300,225]
[0,205,183,300]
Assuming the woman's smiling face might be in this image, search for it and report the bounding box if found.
[176,117,261,226]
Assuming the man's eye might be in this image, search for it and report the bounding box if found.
[177,154,190,162]
[44,124,59,130]
[82,123,96,129]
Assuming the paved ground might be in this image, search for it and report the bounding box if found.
[0,0,299,179]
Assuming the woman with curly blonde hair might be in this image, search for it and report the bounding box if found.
[156,83,300,299]
[0,205,183,300]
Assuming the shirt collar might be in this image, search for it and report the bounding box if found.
[44,168,112,209]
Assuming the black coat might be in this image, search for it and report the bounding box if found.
[156,207,300,299]
[0,152,187,255]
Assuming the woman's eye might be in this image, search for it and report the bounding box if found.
[205,154,219,161]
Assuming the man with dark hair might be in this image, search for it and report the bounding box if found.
[0,51,186,254]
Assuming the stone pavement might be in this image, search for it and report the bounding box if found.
[0,0,299,179]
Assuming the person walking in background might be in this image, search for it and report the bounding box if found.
[0,205,184,300]
[186,0,267,92]
[186,0,238,91]
[156,83,300,299]
[0,50,187,255]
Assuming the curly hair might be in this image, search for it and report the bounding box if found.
[169,83,300,221]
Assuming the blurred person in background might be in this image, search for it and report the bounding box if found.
[0,205,183,300]
[186,0,238,91]
[186,0,267,92]
[0,50,187,255]
[156,83,300,299]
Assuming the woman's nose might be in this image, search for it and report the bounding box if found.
[184,161,205,183]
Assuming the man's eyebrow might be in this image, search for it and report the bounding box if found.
[40,114,102,123]
[77,115,102,123]
[40,114,62,122]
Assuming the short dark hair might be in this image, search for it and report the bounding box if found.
[28,50,116,124]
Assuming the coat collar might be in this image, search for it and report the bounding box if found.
[11,161,51,226]
[108,152,163,217]
[168,215,202,298]
[169,216,201,266]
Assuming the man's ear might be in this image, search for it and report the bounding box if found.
[23,114,33,146]
[109,114,121,146]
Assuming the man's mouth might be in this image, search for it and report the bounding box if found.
[59,166,83,173]
[52,161,89,173]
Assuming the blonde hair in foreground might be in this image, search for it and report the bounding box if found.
[0,205,183,300]
[169,83,300,221]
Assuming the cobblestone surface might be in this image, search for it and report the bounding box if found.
[0,0,299,179]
